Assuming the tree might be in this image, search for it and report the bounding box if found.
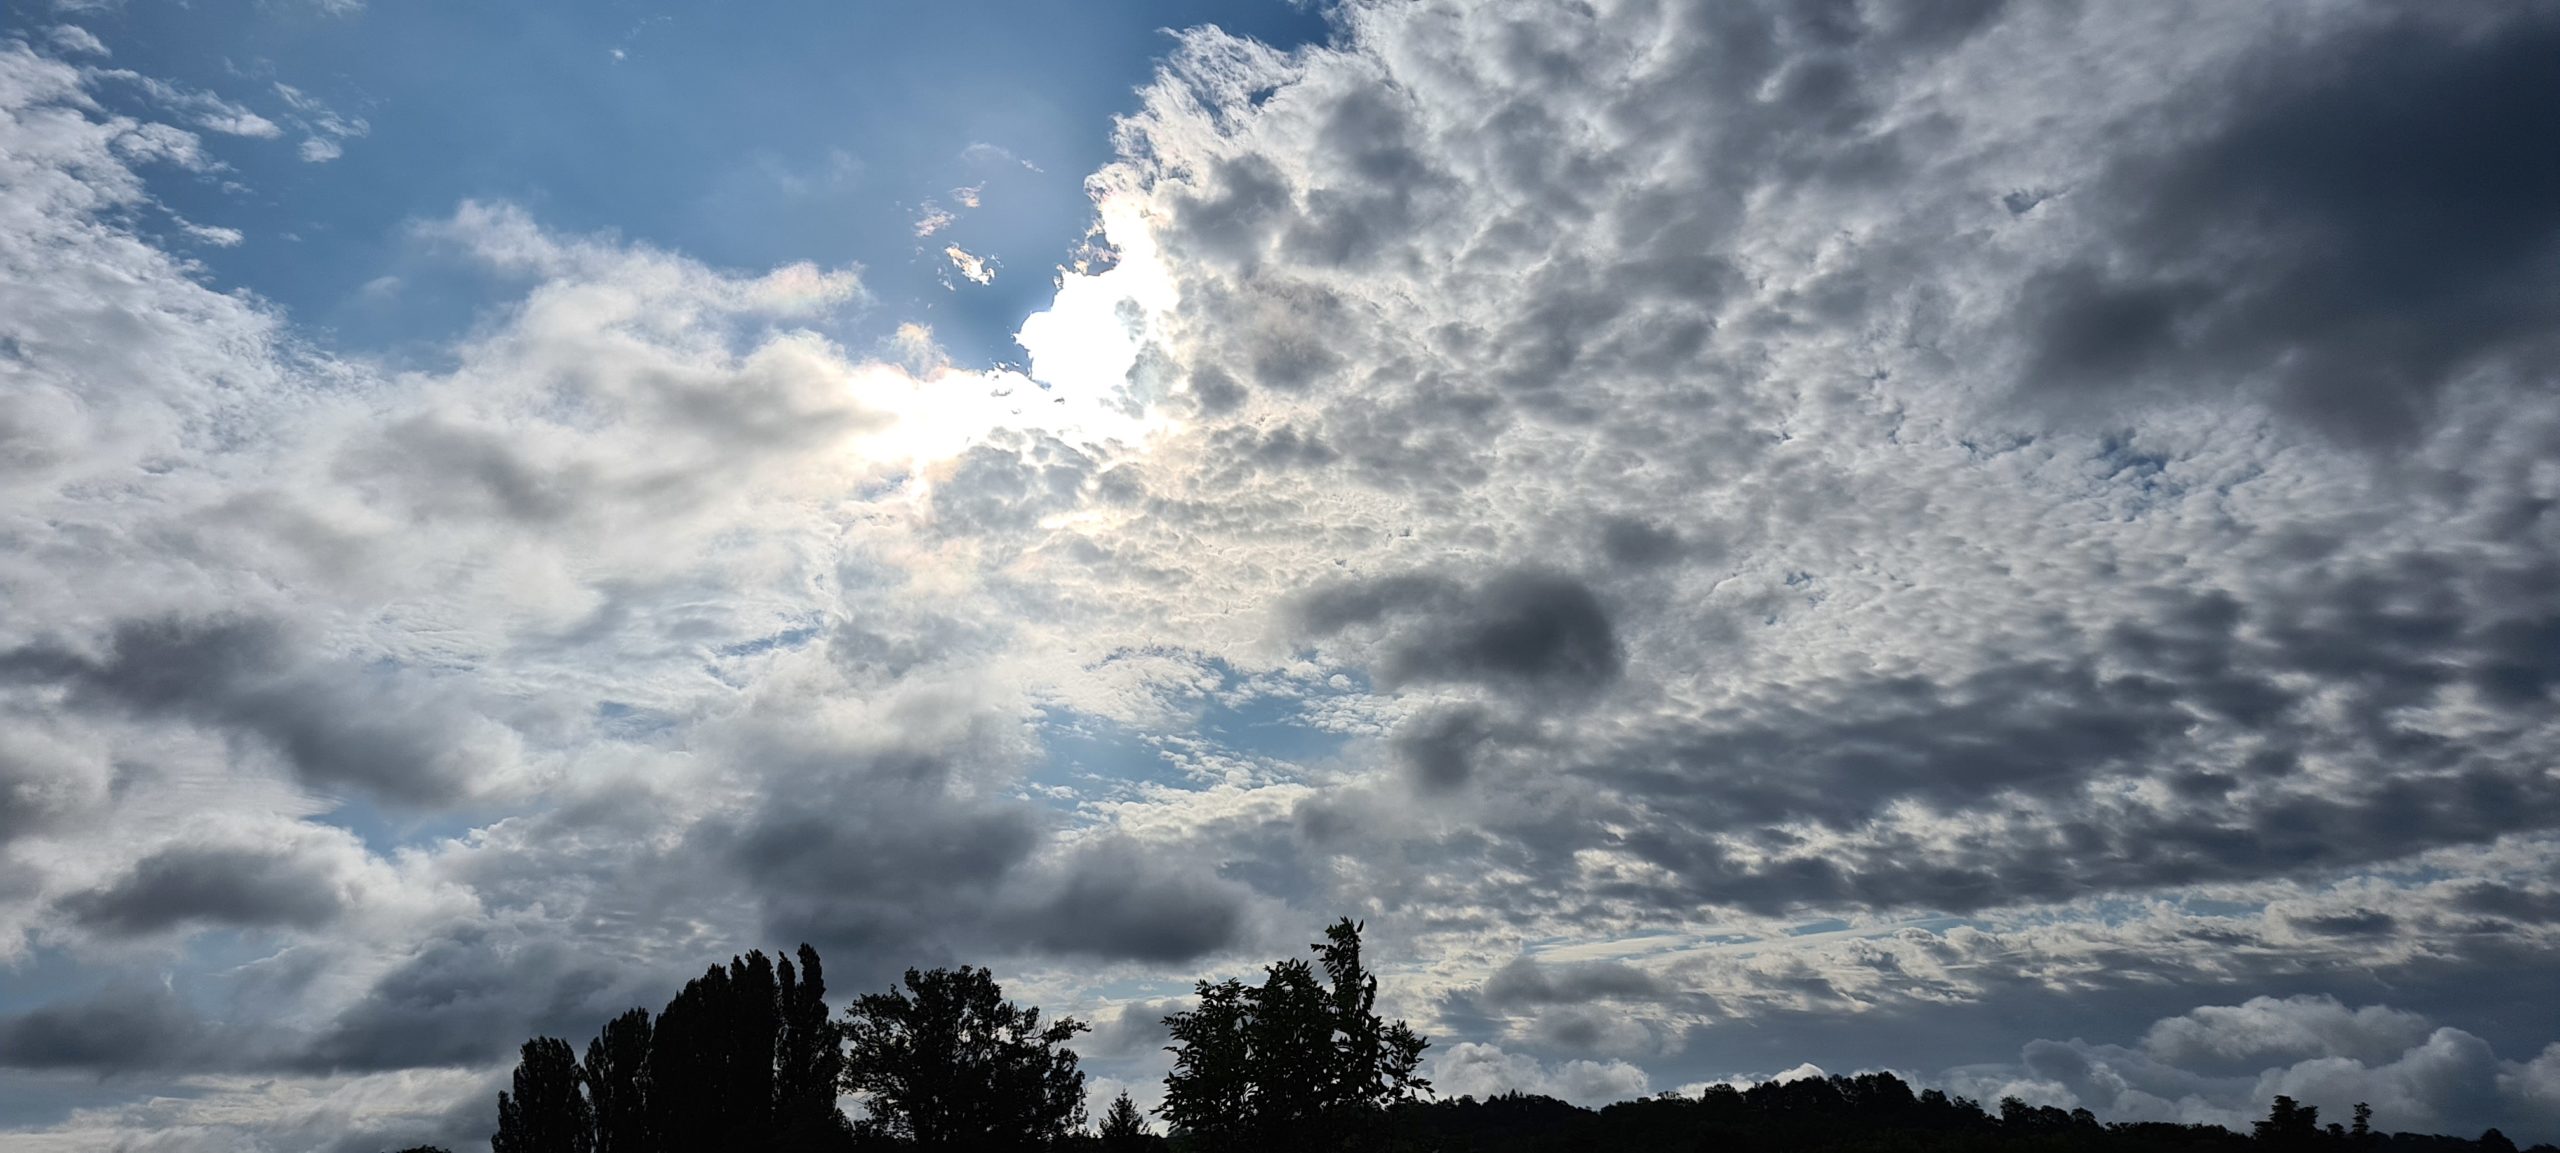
[650,954,781,1150]
[1098,1090,1153,1149]
[1159,918,1431,1149]
[1313,918,1429,1115]
[2254,1095,2320,1149]
[582,1008,652,1153]
[649,961,730,1151]
[493,1037,594,1153]
[839,965,1089,1149]
[1159,978,1253,1145]
[725,950,783,1148]
[776,944,849,1150]
[2352,1101,2373,1141]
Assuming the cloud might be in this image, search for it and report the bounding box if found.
[1963,996,2560,1140]
[1292,568,1622,695]
[2012,11,2560,443]
[1005,836,1245,963]
[87,67,282,137]
[8,4,2560,1148]
[0,615,507,805]
[2141,996,2436,1071]
[1478,955,1666,1008]
[944,243,996,285]
[61,840,348,936]
[273,81,367,164]
[1431,1041,1651,1106]
[0,985,209,1071]
[44,25,106,56]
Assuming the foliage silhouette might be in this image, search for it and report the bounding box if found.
[581,1008,650,1153]
[1367,1083,2560,1153]
[492,1036,591,1153]
[1159,917,1429,1150]
[1098,1089,1154,1149]
[778,944,851,1150]
[839,964,1089,1149]
[470,928,2557,1153]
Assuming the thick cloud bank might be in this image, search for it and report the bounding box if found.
[4,2,2560,1147]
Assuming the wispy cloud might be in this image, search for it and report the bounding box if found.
[943,243,995,285]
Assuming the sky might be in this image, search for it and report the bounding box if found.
[3,0,2560,1149]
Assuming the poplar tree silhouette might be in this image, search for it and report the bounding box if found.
[493,1036,593,1153]
[776,944,849,1150]
[649,955,783,1149]
[581,1008,652,1153]
[727,950,782,1148]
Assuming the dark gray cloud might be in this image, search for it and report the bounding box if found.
[1392,704,1501,793]
[0,723,101,844]
[1007,837,1244,963]
[1295,568,1622,695]
[1479,956,1666,1008]
[61,842,345,937]
[0,616,484,805]
[298,929,627,1073]
[2451,883,2560,925]
[0,985,206,1072]
[2018,11,2560,442]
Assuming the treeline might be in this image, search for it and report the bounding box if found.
[398,920,2551,1153]
[466,918,1426,1152]
[1378,1080,2556,1153]
[489,945,844,1152]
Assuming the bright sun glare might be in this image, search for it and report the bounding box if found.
[849,193,1180,474]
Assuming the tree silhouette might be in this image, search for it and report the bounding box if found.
[2255,1095,2320,1150]
[1314,918,1429,1116]
[1160,977,1253,1145]
[1159,918,1430,1150]
[473,938,2560,1153]
[493,1036,593,1153]
[727,950,782,1148]
[776,944,849,1151]
[647,960,730,1151]
[839,964,1089,1149]
[646,951,788,1149]
[581,1008,651,1153]
[1098,1089,1153,1149]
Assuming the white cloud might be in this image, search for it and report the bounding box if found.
[2143,996,2436,1069]
[44,25,106,56]
[1431,1041,1651,1105]
[87,68,281,137]
[943,243,995,285]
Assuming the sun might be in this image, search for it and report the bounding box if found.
[847,192,1182,474]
